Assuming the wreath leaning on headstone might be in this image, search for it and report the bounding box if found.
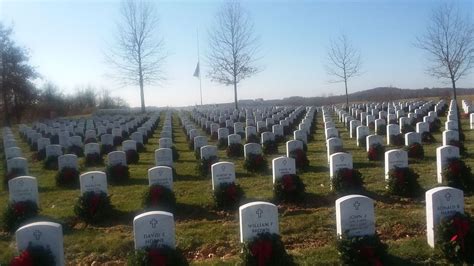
[196,156,218,176]
[213,182,244,210]
[405,142,424,159]
[226,143,244,157]
[142,184,176,213]
[367,144,384,161]
[288,149,309,170]
[436,212,474,264]
[9,243,55,266]
[85,153,103,167]
[273,174,306,203]
[331,168,364,195]
[243,154,268,173]
[74,191,112,223]
[128,245,189,266]
[441,158,473,192]
[55,167,80,187]
[2,200,38,232]
[386,166,422,197]
[106,164,130,184]
[4,168,27,188]
[241,232,295,266]
[336,233,387,266]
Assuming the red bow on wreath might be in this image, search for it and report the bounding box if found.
[282,175,295,191]
[151,186,163,205]
[394,169,405,185]
[10,250,33,266]
[148,249,167,266]
[63,169,76,182]
[359,246,383,266]
[89,193,101,215]
[450,216,470,252]
[226,184,237,201]
[250,239,273,266]
[343,169,354,185]
[255,155,263,166]
[14,202,27,216]
[449,161,461,176]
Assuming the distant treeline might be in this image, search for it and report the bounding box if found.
[235,87,474,107]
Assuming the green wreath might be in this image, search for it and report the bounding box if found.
[241,233,294,266]
[273,174,305,203]
[436,212,474,264]
[336,233,387,266]
[55,167,80,187]
[243,153,268,173]
[441,158,473,191]
[213,182,244,210]
[226,143,244,157]
[405,142,424,159]
[2,200,39,232]
[142,184,176,212]
[9,243,55,266]
[367,144,384,161]
[106,164,130,184]
[386,167,421,197]
[331,168,364,194]
[74,191,112,223]
[196,156,218,176]
[128,245,188,266]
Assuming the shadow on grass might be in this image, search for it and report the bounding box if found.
[363,190,424,205]
[174,202,233,221]
[305,165,328,173]
[384,254,419,266]
[353,161,377,169]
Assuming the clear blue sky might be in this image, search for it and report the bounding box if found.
[1,0,473,107]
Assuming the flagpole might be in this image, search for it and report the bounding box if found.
[197,29,203,106]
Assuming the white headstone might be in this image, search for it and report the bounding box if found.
[133,211,176,249]
[329,153,353,178]
[8,176,39,204]
[211,162,236,190]
[426,187,464,247]
[107,151,127,166]
[384,149,408,180]
[79,171,108,194]
[336,195,375,237]
[239,202,279,243]
[15,222,64,266]
[272,157,296,183]
[155,148,173,167]
[148,166,173,190]
[436,145,460,183]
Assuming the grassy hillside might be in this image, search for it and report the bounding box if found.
[1,109,473,265]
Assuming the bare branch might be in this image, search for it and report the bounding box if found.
[415,2,474,88]
[207,0,261,108]
[104,0,167,111]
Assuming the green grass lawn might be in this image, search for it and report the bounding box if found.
[1,108,473,265]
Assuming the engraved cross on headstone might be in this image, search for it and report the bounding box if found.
[445,192,452,202]
[33,230,42,241]
[150,218,158,229]
[353,201,361,210]
[256,208,263,218]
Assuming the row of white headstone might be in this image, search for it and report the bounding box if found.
[11,184,463,265]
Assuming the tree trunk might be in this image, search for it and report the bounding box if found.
[138,55,146,114]
[1,75,10,126]
[233,76,238,111]
[344,78,349,112]
[452,78,464,142]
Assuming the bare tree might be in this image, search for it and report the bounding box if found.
[416,3,474,141]
[106,0,166,113]
[325,34,362,111]
[207,0,260,110]
[416,3,474,100]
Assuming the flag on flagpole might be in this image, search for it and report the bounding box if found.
[193,62,200,78]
